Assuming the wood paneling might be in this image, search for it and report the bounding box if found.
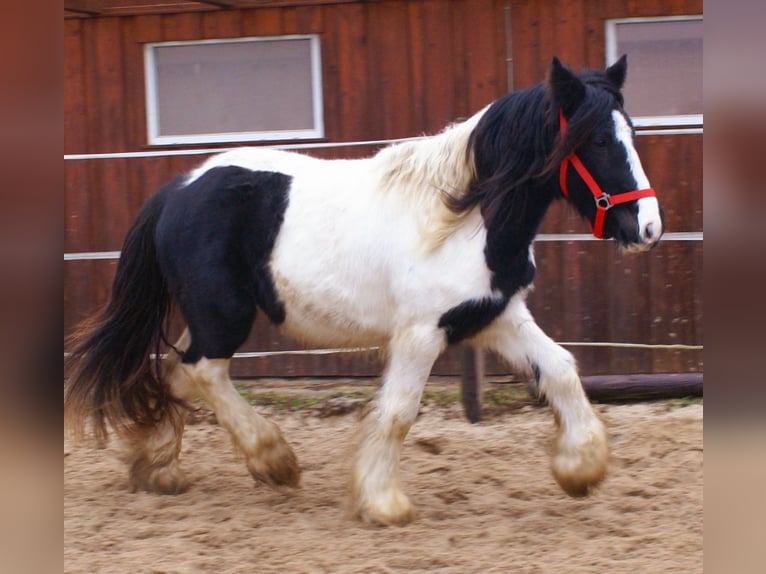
[64,0,703,377]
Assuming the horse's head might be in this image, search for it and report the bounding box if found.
[548,56,664,252]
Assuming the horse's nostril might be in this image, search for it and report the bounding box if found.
[644,222,655,241]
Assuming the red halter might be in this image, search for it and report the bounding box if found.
[558,110,656,239]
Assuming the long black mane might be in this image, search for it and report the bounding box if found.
[450,67,624,231]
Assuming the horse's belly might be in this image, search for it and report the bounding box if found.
[270,268,391,348]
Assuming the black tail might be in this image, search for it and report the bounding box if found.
[65,188,176,442]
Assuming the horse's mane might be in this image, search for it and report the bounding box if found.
[373,111,485,250]
[450,69,622,231]
[373,67,621,250]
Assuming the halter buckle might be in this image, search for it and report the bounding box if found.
[596,195,611,210]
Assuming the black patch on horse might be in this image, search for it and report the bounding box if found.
[447,58,632,299]
[436,58,634,343]
[527,358,541,385]
[154,166,291,363]
[438,295,510,345]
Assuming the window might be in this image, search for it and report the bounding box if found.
[606,16,702,128]
[144,35,324,145]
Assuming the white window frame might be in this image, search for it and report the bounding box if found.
[605,15,703,128]
[144,35,324,145]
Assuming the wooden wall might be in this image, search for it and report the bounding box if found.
[64,0,703,377]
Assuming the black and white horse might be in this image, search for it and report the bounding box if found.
[65,56,663,525]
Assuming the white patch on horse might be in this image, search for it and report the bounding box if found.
[194,136,498,351]
[612,110,663,247]
[188,357,300,487]
[374,109,486,249]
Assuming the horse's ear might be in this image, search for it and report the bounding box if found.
[606,54,628,90]
[548,57,585,115]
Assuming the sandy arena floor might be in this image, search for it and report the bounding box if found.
[65,384,702,574]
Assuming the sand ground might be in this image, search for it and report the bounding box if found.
[65,382,702,574]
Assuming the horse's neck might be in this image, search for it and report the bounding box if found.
[368,110,490,251]
[374,108,487,196]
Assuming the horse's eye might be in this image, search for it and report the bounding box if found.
[593,136,607,147]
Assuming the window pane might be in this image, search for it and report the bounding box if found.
[150,37,320,141]
[613,19,702,118]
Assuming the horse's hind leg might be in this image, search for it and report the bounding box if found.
[479,299,607,496]
[126,329,195,494]
[182,356,300,488]
[352,326,444,525]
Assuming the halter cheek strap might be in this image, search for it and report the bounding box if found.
[558,110,656,239]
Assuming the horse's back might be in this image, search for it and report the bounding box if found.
[188,147,319,182]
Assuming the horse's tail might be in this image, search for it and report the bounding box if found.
[65,188,177,443]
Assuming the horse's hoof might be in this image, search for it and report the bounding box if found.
[130,459,189,495]
[356,490,416,526]
[247,440,301,488]
[551,419,608,497]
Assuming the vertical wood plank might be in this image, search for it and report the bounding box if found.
[460,346,484,423]
[122,17,149,151]
[368,0,412,137]
[536,0,556,78]
[241,7,283,36]
[626,0,665,18]
[332,2,369,142]
[421,0,455,130]
[90,16,127,152]
[510,0,540,89]
[450,0,469,120]
[551,0,586,67]
[494,0,510,93]
[462,0,503,113]
[200,8,242,39]
[583,0,606,68]
[282,7,299,34]
[64,19,86,154]
[319,4,340,142]
[87,17,131,254]
[161,11,202,42]
[407,0,426,131]
[295,4,323,33]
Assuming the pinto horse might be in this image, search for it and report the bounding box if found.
[65,56,663,525]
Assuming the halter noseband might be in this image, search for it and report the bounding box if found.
[558,110,656,239]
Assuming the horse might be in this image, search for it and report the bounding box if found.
[65,56,663,526]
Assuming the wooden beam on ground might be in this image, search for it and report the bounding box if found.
[460,347,484,423]
[581,373,703,402]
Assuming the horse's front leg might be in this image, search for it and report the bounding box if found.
[352,326,444,525]
[479,299,608,496]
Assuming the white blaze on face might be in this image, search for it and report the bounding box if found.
[612,110,663,245]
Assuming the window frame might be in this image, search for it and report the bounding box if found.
[605,15,703,128]
[144,34,324,145]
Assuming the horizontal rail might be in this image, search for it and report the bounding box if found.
[64,251,121,261]
[635,127,703,136]
[63,127,702,161]
[63,137,424,161]
[559,341,702,350]
[224,341,703,357]
[63,232,703,261]
[63,337,702,361]
[534,231,702,242]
